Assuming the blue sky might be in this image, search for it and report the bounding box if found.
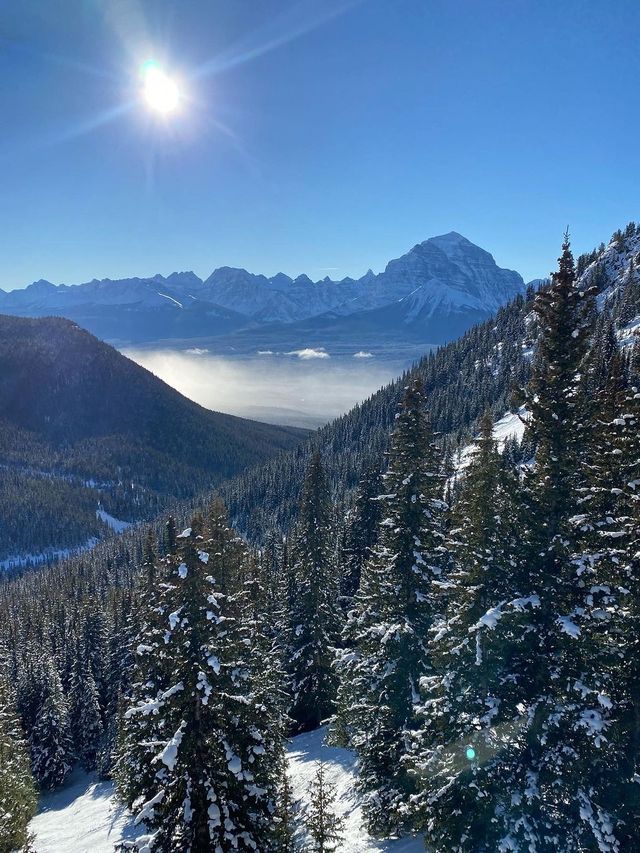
[1,0,638,290]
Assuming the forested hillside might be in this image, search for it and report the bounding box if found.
[0,223,639,851]
[0,315,305,562]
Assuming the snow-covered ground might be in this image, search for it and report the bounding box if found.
[289,727,423,852]
[455,407,528,473]
[96,506,133,534]
[29,769,141,852]
[0,538,98,572]
[29,729,423,852]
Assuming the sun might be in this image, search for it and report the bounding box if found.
[141,60,180,114]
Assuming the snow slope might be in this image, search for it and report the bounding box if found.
[288,727,424,852]
[96,507,133,534]
[29,769,142,852]
[29,729,423,852]
[455,407,528,472]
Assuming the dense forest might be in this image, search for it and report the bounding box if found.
[1,223,639,851]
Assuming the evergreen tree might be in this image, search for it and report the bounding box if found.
[69,652,104,771]
[334,379,447,835]
[407,411,528,848]
[286,454,343,732]
[339,461,383,607]
[619,258,640,324]
[304,762,345,853]
[0,676,37,853]
[273,764,298,853]
[18,653,73,790]
[116,505,282,851]
[431,236,627,850]
[572,376,640,849]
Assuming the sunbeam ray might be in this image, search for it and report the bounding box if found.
[192,0,364,81]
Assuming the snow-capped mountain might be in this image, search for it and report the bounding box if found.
[0,232,526,345]
[198,232,524,323]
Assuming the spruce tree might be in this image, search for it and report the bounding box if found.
[18,653,73,790]
[273,764,298,853]
[286,453,343,733]
[304,762,345,853]
[407,411,528,848]
[421,236,630,851]
[0,676,37,853]
[69,652,104,771]
[573,376,640,849]
[116,505,282,851]
[334,378,447,836]
[339,461,383,607]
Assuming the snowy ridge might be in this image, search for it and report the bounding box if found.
[28,728,423,852]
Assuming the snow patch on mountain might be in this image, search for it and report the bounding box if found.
[456,408,529,473]
[96,507,133,534]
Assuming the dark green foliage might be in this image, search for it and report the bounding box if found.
[69,655,104,771]
[286,454,343,732]
[339,462,383,607]
[18,654,73,790]
[273,765,298,853]
[407,411,526,850]
[0,676,37,853]
[335,379,447,835]
[304,762,345,853]
[115,503,284,851]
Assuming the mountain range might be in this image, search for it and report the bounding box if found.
[0,233,526,347]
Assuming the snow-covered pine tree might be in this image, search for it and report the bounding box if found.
[113,528,170,808]
[619,258,640,324]
[117,503,282,851]
[99,585,137,779]
[69,649,104,771]
[571,368,640,849]
[238,550,290,822]
[304,761,345,853]
[0,674,37,853]
[339,461,383,608]
[17,652,73,790]
[273,764,298,853]
[502,235,635,851]
[406,409,527,847]
[334,378,448,836]
[422,235,628,851]
[286,453,343,733]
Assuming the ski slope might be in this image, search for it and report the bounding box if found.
[29,729,423,852]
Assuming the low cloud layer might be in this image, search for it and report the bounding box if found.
[123,348,401,428]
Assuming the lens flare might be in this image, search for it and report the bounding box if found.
[141,60,180,114]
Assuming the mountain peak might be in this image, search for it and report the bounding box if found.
[429,230,469,243]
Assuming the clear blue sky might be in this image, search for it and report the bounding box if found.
[1,0,638,290]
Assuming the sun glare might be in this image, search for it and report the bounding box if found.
[141,60,180,114]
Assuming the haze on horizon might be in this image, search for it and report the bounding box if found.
[1,0,639,292]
